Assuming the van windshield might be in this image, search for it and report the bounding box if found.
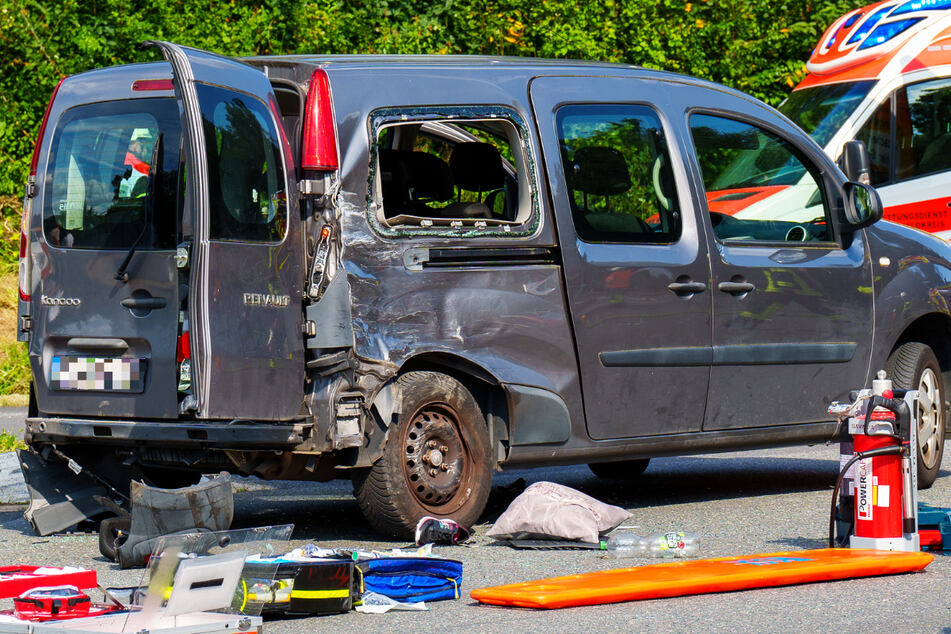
[778,80,876,147]
[43,98,181,249]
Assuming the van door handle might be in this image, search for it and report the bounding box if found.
[718,281,755,295]
[67,337,128,351]
[121,297,167,309]
[667,281,707,295]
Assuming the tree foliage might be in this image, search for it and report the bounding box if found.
[1,0,862,198]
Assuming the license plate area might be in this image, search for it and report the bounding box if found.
[50,356,146,393]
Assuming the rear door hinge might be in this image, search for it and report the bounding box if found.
[298,178,326,197]
[175,242,190,269]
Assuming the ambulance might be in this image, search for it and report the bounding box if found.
[781,0,951,237]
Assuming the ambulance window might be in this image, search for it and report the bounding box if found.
[897,78,951,180]
[854,99,891,185]
[43,99,181,249]
[197,84,287,243]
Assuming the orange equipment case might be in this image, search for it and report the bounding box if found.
[470,548,933,609]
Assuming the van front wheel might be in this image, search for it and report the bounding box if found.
[353,371,493,539]
[885,342,946,489]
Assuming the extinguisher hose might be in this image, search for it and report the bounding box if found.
[828,445,905,548]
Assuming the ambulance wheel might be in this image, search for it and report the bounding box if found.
[588,459,650,480]
[885,342,946,489]
[353,371,493,539]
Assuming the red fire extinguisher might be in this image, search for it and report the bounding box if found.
[829,370,919,552]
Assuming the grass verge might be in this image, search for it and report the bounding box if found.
[0,195,29,401]
[0,430,24,452]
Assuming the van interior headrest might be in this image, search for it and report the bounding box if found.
[450,142,505,192]
[380,149,454,203]
[569,146,631,196]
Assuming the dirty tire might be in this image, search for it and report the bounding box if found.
[885,342,946,488]
[588,458,650,480]
[98,516,131,562]
[353,371,493,539]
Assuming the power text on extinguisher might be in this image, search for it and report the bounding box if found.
[856,458,873,521]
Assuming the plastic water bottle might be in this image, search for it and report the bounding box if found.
[601,531,700,558]
[600,531,647,558]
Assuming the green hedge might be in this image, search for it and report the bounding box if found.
[1,0,861,198]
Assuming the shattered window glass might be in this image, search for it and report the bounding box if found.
[376,118,525,227]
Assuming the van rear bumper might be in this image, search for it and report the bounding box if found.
[25,416,309,449]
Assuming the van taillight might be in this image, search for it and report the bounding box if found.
[29,76,66,177]
[17,224,29,302]
[177,327,191,392]
[177,330,191,363]
[21,76,66,303]
[301,69,339,171]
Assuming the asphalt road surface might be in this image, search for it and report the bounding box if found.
[0,409,949,631]
[0,407,25,438]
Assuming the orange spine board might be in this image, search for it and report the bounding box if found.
[470,548,933,609]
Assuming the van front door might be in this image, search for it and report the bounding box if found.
[684,109,874,430]
[530,77,712,439]
[147,42,304,420]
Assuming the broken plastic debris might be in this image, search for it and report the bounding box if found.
[355,591,428,614]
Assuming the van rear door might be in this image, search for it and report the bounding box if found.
[30,68,182,418]
[146,42,304,421]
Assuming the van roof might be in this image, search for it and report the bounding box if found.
[242,53,754,98]
[243,54,643,72]
[56,52,766,118]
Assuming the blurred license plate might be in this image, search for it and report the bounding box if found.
[50,356,145,393]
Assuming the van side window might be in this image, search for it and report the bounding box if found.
[375,118,527,227]
[555,105,681,244]
[196,84,287,243]
[689,114,832,243]
[897,78,951,180]
[43,99,181,250]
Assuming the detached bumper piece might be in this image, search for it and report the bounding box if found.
[104,473,235,569]
[18,449,113,537]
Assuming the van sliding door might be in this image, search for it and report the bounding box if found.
[145,42,304,421]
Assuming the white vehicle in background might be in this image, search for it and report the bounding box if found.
[780,0,951,238]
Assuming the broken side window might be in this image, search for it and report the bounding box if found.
[373,115,532,230]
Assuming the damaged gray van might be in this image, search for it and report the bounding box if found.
[17,42,951,538]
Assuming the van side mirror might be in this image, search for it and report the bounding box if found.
[843,181,883,230]
[839,140,871,184]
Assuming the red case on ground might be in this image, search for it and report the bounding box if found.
[13,586,92,621]
[0,566,97,599]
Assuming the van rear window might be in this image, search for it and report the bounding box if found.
[43,98,181,250]
[197,84,287,243]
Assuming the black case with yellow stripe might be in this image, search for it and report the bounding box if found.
[243,558,354,615]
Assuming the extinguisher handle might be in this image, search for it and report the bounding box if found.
[863,394,911,438]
